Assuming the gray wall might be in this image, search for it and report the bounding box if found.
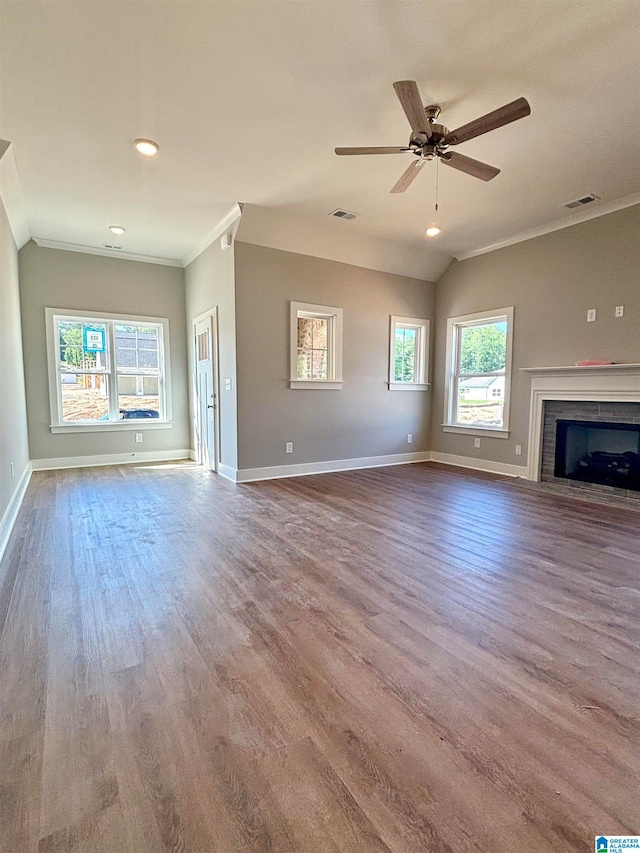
[0,197,29,524]
[431,205,640,466]
[19,242,189,462]
[234,242,435,471]
[185,224,239,469]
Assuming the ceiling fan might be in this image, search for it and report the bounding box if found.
[335,81,530,192]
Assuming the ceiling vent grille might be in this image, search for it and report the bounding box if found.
[330,208,358,220]
[103,243,123,250]
[564,193,600,209]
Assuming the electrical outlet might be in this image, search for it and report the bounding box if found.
[10,462,15,479]
[615,305,624,318]
[135,433,143,443]
[587,308,596,322]
[407,433,413,444]
[515,444,522,456]
[474,437,481,449]
[225,378,232,390]
[285,441,293,454]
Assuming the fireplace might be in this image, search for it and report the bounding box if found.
[554,419,640,491]
[522,363,640,502]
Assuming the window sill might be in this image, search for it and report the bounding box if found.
[388,382,430,391]
[441,424,510,439]
[51,421,173,434]
[289,380,343,390]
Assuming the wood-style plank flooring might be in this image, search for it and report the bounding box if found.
[0,461,638,852]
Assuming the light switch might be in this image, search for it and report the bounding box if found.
[587,309,596,322]
[225,378,232,390]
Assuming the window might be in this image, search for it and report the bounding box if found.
[443,307,514,436]
[389,316,430,390]
[46,308,172,433]
[290,302,343,390]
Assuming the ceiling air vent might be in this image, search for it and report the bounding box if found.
[330,208,358,220]
[103,243,123,250]
[564,193,600,209]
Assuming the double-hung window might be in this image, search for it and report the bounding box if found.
[389,316,430,390]
[443,306,514,436]
[46,308,172,432]
[290,302,343,390]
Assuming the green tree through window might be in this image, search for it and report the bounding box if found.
[395,327,416,382]
[59,322,98,369]
[460,323,506,374]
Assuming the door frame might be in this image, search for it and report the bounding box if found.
[192,307,221,472]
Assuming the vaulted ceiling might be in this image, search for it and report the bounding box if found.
[1,0,638,276]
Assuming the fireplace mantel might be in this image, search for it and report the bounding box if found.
[521,363,640,376]
[521,364,640,481]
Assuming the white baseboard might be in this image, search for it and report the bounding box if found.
[429,451,529,479]
[30,449,191,471]
[234,451,432,484]
[0,462,32,564]
[217,463,238,483]
[188,449,197,462]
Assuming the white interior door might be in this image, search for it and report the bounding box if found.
[194,313,218,470]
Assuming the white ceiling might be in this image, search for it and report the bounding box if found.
[1,0,639,275]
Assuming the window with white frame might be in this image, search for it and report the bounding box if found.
[443,307,514,435]
[289,302,343,389]
[389,316,430,390]
[46,308,172,432]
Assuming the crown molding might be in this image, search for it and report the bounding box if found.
[455,193,640,262]
[182,202,244,267]
[32,238,183,267]
[0,141,31,249]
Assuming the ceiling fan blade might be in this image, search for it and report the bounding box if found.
[440,151,500,181]
[390,159,426,193]
[393,81,432,138]
[335,146,410,155]
[444,97,530,145]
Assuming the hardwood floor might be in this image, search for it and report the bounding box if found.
[0,461,638,853]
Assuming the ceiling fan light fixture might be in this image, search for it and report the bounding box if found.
[425,226,441,237]
[134,138,159,157]
[108,225,126,235]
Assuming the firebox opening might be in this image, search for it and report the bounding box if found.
[554,419,640,491]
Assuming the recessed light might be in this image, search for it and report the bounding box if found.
[134,138,159,157]
[108,225,126,236]
[425,226,441,237]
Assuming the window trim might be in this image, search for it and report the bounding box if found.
[289,301,343,390]
[45,307,173,433]
[443,306,514,436]
[388,316,431,391]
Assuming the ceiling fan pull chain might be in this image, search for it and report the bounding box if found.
[435,154,439,212]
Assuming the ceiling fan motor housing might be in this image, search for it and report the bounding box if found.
[410,121,450,156]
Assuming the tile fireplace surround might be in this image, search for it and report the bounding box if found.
[540,400,640,500]
[521,365,640,497]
